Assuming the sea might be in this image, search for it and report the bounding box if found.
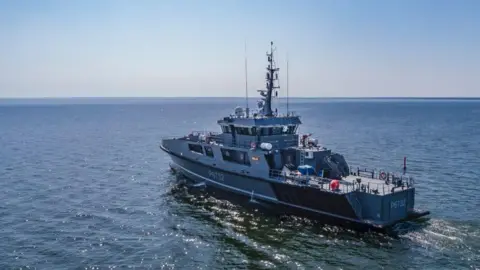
[0,97,479,269]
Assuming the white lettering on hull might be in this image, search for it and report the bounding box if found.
[390,199,406,209]
[208,170,224,182]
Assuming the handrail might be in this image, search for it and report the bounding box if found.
[225,110,299,119]
[269,168,414,196]
[190,130,222,136]
[349,166,414,185]
[161,134,191,141]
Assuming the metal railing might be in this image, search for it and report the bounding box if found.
[349,166,414,186]
[269,168,414,196]
[224,110,299,119]
[162,131,220,142]
[190,130,221,136]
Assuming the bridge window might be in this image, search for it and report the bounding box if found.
[204,146,214,157]
[287,125,297,134]
[250,125,299,136]
[188,143,203,154]
[221,126,231,133]
[234,127,251,135]
[221,148,251,166]
[259,128,273,136]
[272,127,283,135]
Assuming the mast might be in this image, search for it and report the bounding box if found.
[259,41,280,117]
[286,54,289,116]
[244,39,249,117]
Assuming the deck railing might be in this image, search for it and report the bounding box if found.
[162,131,221,142]
[224,110,299,119]
[269,168,414,196]
[190,130,222,136]
[349,166,414,186]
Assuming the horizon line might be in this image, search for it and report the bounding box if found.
[1,96,480,100]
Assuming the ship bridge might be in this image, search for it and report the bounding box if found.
[216,112,302,149]
[215,41,303,150]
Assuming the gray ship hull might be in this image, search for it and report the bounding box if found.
[162,146,426,233]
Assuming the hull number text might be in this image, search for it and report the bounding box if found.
[390,199,406,209]
[208,170,224,182]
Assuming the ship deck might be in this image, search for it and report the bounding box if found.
[342,175,407,195]
[284,172,414,196]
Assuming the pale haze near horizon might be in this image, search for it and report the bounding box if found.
[0,0,479,98]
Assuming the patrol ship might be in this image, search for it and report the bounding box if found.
[160,42,430,233]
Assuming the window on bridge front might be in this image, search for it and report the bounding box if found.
[188,143,204,155]
[204,146,214,157]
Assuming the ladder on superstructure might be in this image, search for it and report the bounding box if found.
[299,150,305,166]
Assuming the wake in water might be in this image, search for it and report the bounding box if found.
[166,170,479,269]
[401,219,479,268]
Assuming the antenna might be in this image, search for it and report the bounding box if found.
[261,41,279,117]
[287,54,289,116]
[244,39,249,118]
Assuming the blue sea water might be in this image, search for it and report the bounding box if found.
[0,98,479,269]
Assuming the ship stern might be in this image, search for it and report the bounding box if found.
[356,187,430,229]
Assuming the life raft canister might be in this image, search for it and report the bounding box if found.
[330,179,340,190]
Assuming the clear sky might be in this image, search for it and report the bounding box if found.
[0,0,479,98]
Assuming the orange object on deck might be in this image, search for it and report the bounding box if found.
[330,179,340,190]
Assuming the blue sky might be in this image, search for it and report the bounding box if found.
[0,0,479,98]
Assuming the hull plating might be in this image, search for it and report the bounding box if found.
[166,153,390,233]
